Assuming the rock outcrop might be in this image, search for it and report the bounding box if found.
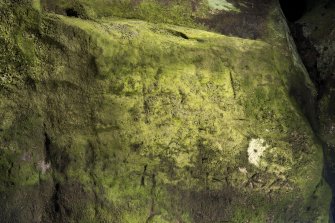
[0,0,331,222]
[288,0,335,220]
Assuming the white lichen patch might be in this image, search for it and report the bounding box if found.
[248,138,269,167]
[208,0,239,12]
[238,167,248,174]
[37,160,51,174]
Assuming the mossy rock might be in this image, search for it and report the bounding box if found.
[40,0,280,40]
[0,0,331,222]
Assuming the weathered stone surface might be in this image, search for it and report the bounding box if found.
[289,0,335,219]
[0,0,331,222]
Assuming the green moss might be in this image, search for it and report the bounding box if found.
[0,1,331,222]
[40,0,245,32]
[207,0,239,12]
[55,14,329,221]
[32,0,41,11]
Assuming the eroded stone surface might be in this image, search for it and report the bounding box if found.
[0,0,331,222]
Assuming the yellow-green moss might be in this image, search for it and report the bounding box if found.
[0,1,331,222]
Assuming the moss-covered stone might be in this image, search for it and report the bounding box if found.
[41,0,282,40]
[290,1,335,219]
[0,0,331,222]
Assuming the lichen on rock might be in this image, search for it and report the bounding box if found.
[247,138,269,167]
[0,0,332,222]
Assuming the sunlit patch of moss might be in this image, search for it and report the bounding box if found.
[32,0,41,11]
[207,0,239,12]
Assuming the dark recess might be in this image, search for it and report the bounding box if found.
[44,132,51,162]
[279,0,307,22]
[282,0,335,221]
[53,183,61,214]
[167,29,189,39]
[65,8,79,18]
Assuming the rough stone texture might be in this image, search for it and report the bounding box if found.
[0,0,332,222]
[292,0,335,140]
[289,0,335,219]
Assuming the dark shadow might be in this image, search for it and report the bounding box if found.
[323,144,335,223]
[279,0,307,22]
[65,8,79,18]
[166,29,189,40]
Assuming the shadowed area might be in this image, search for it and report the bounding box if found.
[279,0,307,21]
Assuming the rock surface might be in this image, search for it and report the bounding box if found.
[289,0,335,220]
[0,0,332,222]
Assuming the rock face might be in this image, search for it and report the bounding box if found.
[288,0,335,219]
[0,0,331,222]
